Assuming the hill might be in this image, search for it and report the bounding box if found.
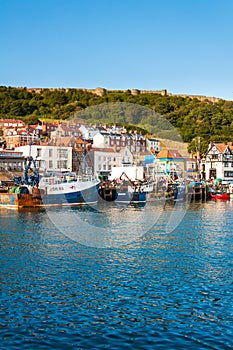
[1,86,233,153]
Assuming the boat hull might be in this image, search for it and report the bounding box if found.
[0,193,43,209]
[41,182,99,206]
[209,192,230,200]
[115,191,146,203]
[0,182,100,209]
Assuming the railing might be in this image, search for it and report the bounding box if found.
[0,152,23,157]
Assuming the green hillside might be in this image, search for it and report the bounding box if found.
[1,86,233,153]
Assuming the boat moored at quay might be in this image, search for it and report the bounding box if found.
[1,158,233,209]
[0,175,100,209]
[98,171,147,204]
[0,157,100,209]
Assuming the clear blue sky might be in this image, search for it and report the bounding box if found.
[1,0,233,100]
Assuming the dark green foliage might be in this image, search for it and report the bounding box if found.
[22,115,41,125]
[0,86,233,152]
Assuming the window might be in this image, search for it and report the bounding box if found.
[49,160,53,169]
[36,160,43,168]
[49,149,53,157]
[57,148,68,158]
[224,162,229,167]
[212,154,218,160]
[57,160,67,169]
[224,170,233,177]
[36,148,42,157]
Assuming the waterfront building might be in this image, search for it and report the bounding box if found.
[15,144,72,173]
[156,149,184,178]
[0,150,25,175]
[204,142,233,181]
[184,157,200,179]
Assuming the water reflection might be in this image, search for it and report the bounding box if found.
[1,202,233,349]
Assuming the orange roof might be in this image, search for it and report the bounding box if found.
[215,143,228,153]
[157,149,183,159]
[75,138,90,145]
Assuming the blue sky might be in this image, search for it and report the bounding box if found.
[1,0,233,100]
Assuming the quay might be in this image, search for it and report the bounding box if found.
[98,180,232,202]
[187,182,209,201]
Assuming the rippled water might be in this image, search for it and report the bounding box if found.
[1,201,233,349]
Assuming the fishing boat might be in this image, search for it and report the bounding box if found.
[98,171,147,204]
[39,172,100,206]
[114,172,147,204]
[0,157,100,209]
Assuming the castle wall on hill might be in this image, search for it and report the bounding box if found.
[88,87,223,103]
[23,87,225,103]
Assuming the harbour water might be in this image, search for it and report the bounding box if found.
[1,200,233,349]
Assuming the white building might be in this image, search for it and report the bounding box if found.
[204,142,233,181]
[89,147,133,176]
[92,131,110,148]
[15,145,73,173]
[146,138,161,152]
[120,147,133,165]
[79,125,99,141]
